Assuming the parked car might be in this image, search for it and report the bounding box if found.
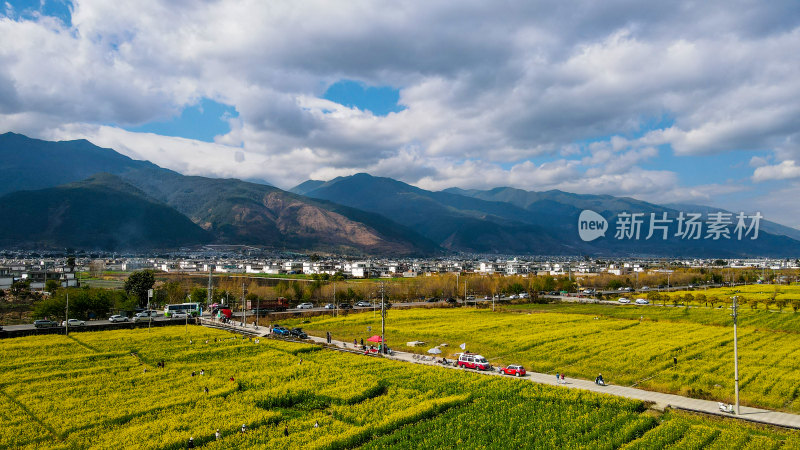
[34,319,59,328]
[132,312,154,323]
[355,301,372,307]
[425,297,440,303]
[323,303,335,309]
[640,286,649,291]
[297,302,314,309]
[617,297,630,304]
[271,326,291,336]
[456,352,492,371]
[498,365,527,377]
[289,328,308,339]
[445,298,458,304]
[172,312,190,319]
[339,303,352,310]
[108,315,129,323]
[635,298,649,305]
[61,319,86,327]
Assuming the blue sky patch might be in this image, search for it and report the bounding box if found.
[125,98,238,143]
[3,0,73,26]
[323,79,405,116]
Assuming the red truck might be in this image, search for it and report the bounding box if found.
[247,297,289,313]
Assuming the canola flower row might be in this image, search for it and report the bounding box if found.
[1,327,798,449]
[290,307,800,412]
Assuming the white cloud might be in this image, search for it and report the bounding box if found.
[753,160,800,182]
[0,1,799,226]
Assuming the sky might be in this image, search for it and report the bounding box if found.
[1,1,799,229]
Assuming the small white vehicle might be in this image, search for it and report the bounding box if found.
[297,302,314,309]
[172,311,190,319]
[108,315,128,323]
[62,319,86,326]
[635,298,649,305]
[618,298,630,304]
[355,301,372,307]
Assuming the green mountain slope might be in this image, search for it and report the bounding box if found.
[0,174,212,250]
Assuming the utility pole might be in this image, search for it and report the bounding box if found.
[241,282,246,327]
[207,265,213,309]
[147,289,153,332]
[65,291,69,335]
[333,281,337,317]
[380,282,386,355]
[455,272,459,301]
[732,296,740,415]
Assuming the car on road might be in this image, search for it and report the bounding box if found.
[297,302,314,309]
[323,303,335,309]
[172,312,190,319]
[355,301,372,307]
[109,315,129,323]
[62,319,86,327]
[425,297,440,303]
[289,328,308,339]
[498,364,527,377]
[635,298,649,305]
[271,326,291,336]
[132,312,156,322]
[34,319,59,328]
[640,286,650,291]
[617,297,630,304]
[339,303,352,310]
[445,298,458,304]
[456,353,492,371]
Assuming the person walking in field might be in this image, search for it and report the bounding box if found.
[283,426,289,437]
[241,424,247,433]
[215,430,220,440]
[187,437,194,448]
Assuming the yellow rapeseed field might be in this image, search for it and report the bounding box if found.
[1,327,797,448]
[287,306,800,412]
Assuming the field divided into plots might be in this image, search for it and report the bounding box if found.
[0,327,797,449]
[286,306,800,412]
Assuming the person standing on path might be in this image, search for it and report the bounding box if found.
[561,373,565,384]
[556,372,560,384]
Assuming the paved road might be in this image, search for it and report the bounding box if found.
[200,318,800,430]
[3,316,176,331]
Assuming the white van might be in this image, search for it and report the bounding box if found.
[456,352,492,371]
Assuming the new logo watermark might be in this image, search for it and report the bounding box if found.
[578,210,608,242]
[578,210,762,242]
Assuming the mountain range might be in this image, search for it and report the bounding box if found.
[1,132,799,257]
[292,174,800,257]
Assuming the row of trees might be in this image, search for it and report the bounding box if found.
[634,291,800,312]
[33,288,135,320]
